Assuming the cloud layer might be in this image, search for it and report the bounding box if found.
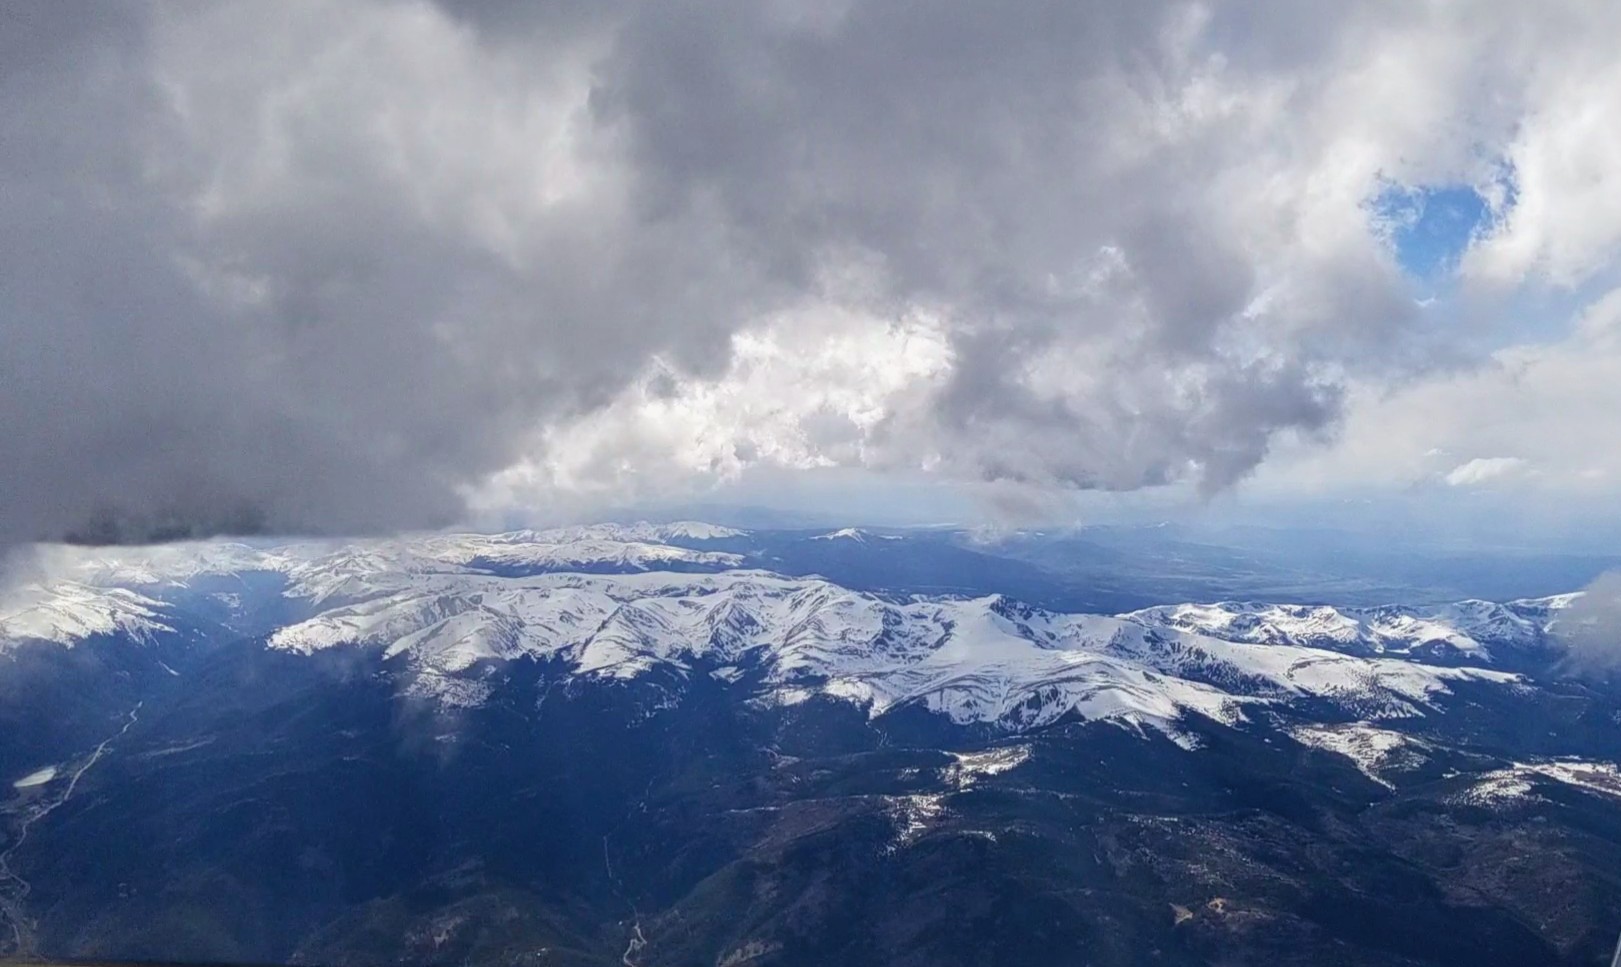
[5,0,1621,538]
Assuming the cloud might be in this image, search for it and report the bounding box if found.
[1550,572,1621,679]
[1463,58,1621,286]
[467,307,953,512]
[1444,457,1529,488]
[5,0,1621,539]
[1251,283,1621,500]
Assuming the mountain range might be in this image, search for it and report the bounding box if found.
[3,524,1620,966]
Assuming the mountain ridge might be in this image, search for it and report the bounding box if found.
[4,526,1621,965]
[0,528,1574,741]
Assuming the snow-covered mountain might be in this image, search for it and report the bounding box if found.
[810,527,901,543]
[0,581,179,648]
[0,526,1563,740]
[18,530,742,604]
[499,520,747,545]
[1125,597,1559,662]
[4,524,1618,967]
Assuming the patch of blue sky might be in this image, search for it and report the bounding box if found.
[1372,182,1492,280]
[1366,164,1603,352]
[1370,160,1517,285]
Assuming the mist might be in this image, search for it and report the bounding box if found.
[1551,572,1621,679]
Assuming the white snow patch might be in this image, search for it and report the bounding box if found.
[12,766,57,789]
[764,687,816,707]
[404,672,493,709]
[810,528,900,542]
[1127,598,1544,661]
[1453,767,1543,807]
[0,582,175,649]
[1452,759,1621,807]
[1529,759,1621,799]
[504,521,745,544]
[1290,724,1425,788]
[886,793,947,849]
[944,745,1031,790]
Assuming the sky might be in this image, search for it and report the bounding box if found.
[5,0,1621,543]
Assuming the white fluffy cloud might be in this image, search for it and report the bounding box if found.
[1444,458,1529,489]
[470,306,953,509]
[1252,286,1621,498]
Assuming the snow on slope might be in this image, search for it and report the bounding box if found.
[944,745,1031,790]
[1289,724,1429,788]
[279,535,741,604]
[810,528,900,542]
[501,521,747,544]
[463,538,742,572]
[18,529,743,607]
[0,581,176,649]
[1127,598,1544,660]
[263,568,1518,735]
[27,540,290,589]
[1451,759,1621,808]
[0,526,1550,740]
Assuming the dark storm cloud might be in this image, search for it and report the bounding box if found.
[1,0,754,540]
[0,0,1433,541]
